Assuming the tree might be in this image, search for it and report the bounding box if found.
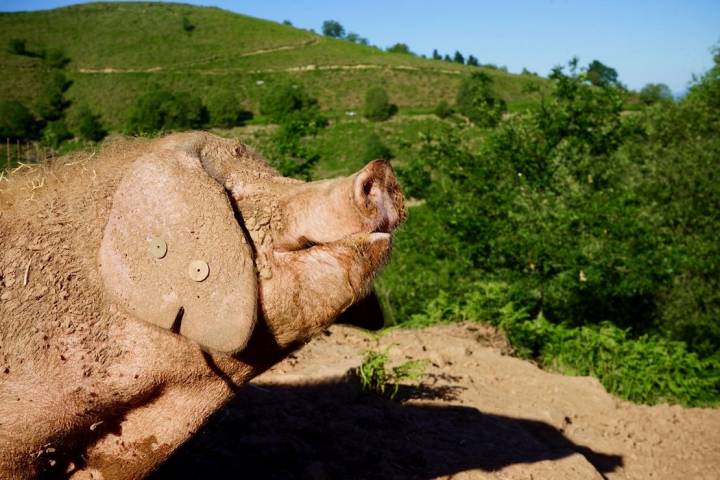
[639,83,673,105]
[363,86,397,121]
[432,49,442,60]
[346,32,368,45]
[259,82,318,123]
[443,54,452,62]
[467,55,479,67]
[321,20,345,38]
[282,20,293,26]
[34,71,72,121]
[0,100,37,140]
[455,72,507,127]
[386,43,411,55]
[453,51,465,64]
[455,72,506,127]
[586,60,619,87]
[206,90,252,127]
[126,89,207,134]
[73,105,106,141]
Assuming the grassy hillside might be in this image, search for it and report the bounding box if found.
[0,2,544,130]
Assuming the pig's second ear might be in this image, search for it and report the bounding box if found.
[336,290,385,331]
[99,150,257,354]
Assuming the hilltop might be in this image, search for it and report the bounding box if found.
[0,2,543,130]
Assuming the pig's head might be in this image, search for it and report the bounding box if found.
[99,132,405,360]
[227,152,406,355]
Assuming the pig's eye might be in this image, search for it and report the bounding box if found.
[298,236,318,250]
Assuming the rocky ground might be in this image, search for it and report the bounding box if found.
[151,322,720,479]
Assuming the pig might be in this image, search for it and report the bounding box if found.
[0,131,406,479]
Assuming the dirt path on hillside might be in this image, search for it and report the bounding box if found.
[75,38,321,74]
[151,322,720,479]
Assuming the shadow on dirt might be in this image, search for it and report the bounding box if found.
[150,378,623,479]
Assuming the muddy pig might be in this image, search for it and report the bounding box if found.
[0,131,406,479]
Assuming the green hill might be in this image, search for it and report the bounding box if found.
[0,2,544,130]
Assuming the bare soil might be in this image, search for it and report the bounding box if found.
[151,322,720,479]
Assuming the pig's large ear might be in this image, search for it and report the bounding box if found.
[98,149,257,354]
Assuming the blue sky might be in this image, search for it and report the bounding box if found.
[2,1,719,93]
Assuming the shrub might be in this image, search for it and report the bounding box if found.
[455,72,507,127]
[455,72,506,127]
[433,100,453,119]
[42,48,70,68]
[361,132,393,163]
[363,86,396,122]
[206,90,252,128]
[72,105,106,142]
[125,89,207,134]
[7,38,28,56]
[182,16,195,33]
[0,100,38,140]
[266,109,327,180]
[259,82,318,123]
[42,119,72,149]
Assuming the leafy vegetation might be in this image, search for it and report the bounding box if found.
[363,86,397,121]
[125,88,207,134]
[375,49,720,406]
[455,72,506,126]
[358,348,427,400]
[0,3,547,131]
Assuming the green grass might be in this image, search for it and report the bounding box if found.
[0,2,547,131]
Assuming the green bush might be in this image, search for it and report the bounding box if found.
[206,90,252,128]
[42,119,72,148]
[182,16,195,33]
[265,109,327,180]
[0,100,38,140]
[384,52,720,372]
[455,72,506,127]
[259,82,318,123]
[42,48,70,68]
[433,100,453,119]
[7,38,28,55]
[409,282,720,406]
[72,105,106,142]
[361,132,393,163]
[125,89,207,134]
[363,86,397,122]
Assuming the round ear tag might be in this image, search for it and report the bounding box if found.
[189,260,210,282]
[149,238,168,259]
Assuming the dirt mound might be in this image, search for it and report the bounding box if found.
[151,323,720,479]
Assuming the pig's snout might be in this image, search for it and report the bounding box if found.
[273,160,406,252]
[353,160,406,234]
